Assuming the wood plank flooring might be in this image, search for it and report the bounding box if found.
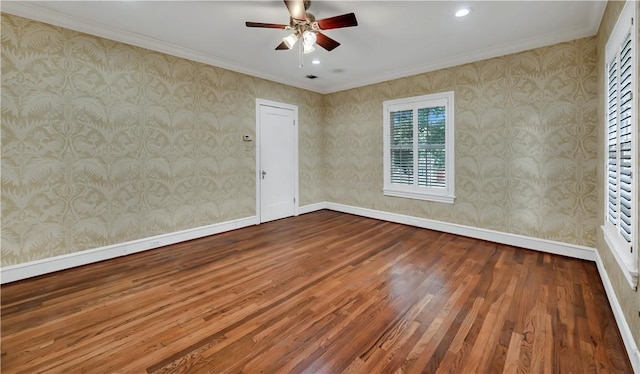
[1,210,633,373]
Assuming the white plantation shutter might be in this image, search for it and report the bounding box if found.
[607,56,618,225]
[390,110,414,185]
[603,0,636,288]
[606,27,634,248]
[618,32,633,243]
[383,92,454,203]
[418,107,446,188]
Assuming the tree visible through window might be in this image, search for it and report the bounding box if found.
[418,107,446,187]
[384,92,454,203]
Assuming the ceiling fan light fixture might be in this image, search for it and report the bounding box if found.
[283,33,298,49]
[302,30,317,46]
[303,43,315,54]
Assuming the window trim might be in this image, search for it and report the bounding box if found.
[602,0,638,289]
[383,91,455,203]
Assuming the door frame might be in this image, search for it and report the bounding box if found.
[255,98,299,222]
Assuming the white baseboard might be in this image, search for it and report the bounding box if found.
[595,252,640,373]
[322,202,596,261]
[0,216,258,284]
[298,202,327,215]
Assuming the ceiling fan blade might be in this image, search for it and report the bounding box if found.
[245,22,288,29]
[275,41,290,50]
[315,32,341,51]
[284,0,307,21]
[317,13,358,30]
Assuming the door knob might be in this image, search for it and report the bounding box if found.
[261,170,267,179]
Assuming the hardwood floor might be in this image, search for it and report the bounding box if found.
[1,210,632,373]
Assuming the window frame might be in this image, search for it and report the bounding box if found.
[383,91,455,203]
[602,0,638,289]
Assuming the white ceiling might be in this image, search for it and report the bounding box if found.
[2,1,606,94]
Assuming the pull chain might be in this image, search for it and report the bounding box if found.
[298,40,304,68]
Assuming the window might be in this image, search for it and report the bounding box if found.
[602,0,637,288]
[383,91,455,203]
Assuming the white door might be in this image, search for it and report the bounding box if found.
[257,100,298,223]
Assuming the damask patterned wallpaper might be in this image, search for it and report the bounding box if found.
[323,37,599,248]
[1,14,324,266]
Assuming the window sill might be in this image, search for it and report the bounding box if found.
[383,189,455,204]
[601,225,638,290]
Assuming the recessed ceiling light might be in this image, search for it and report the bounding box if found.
[312,59,320,65]
[455,8,470,17]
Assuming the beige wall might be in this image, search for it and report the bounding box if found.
[323,37,599,248]
[0,14,324,266]
[595,0,640,352]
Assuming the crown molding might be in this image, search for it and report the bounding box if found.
[327,20,603,94]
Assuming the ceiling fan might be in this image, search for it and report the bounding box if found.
[245,0,358,55]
